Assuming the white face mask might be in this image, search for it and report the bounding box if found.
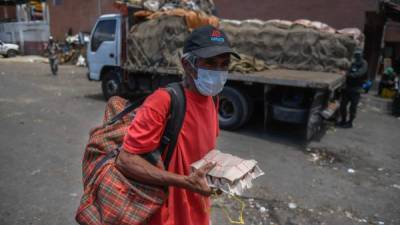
[193,68,228,96]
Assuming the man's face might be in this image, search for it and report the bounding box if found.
[182,53,231,95]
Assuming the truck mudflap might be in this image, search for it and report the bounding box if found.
[305,90,327,140]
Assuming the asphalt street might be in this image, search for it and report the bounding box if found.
[0,59,399,225]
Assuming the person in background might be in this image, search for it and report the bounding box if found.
[338,49,368,128]
[46,36,60,76]
[393,72,400,116]
[378,66,396,96]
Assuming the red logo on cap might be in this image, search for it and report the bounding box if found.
[211,30,222,37]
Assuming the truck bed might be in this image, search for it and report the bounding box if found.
[229,69,345,90]
[125,66,345,91]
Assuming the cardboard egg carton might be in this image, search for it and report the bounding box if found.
[191,149,264,196]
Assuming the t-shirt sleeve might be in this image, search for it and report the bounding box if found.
[122,89,171,154]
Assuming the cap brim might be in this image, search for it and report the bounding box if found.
[192,45,241,59]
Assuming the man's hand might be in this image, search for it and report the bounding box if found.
[185,162,216,196]
[116,149,218,194]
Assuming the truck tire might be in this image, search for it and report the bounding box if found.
[6,49,18,57]
[218,86,251,130]
[101,70,121,100]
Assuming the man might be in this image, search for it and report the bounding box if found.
[46,36,59,75]
[393,72,400,116]
[378,66,396,96]
[116,25,240,225]
[338,49,368,128]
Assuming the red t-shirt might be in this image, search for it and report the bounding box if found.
[122,87,219,225]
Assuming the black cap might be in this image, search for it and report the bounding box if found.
[183,25,240,59]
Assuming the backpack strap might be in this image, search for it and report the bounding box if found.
[106,96,146,126]
[159,82,187,169]
[212,95,219,109]
[145,85,218,169]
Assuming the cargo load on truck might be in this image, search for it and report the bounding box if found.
[221,19,364,73]
[121,0,216,15]
[125,8,219,75]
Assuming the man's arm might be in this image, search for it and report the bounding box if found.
[349,60,368,78]
[115,148,215,196]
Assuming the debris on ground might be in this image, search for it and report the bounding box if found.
[288,202,297,209]
[212,195,328,225]
[305,147,341,166]
[347,168,356,174]
[343,210,370,223]
[30,169,41,176]
[344,210,354,219]
[392,184,400,190]
[326,125,337,134]
[76,55,86,67]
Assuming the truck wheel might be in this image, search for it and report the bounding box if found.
[101,71,121,100]
[218,86,251,130]
[7,50,18,57]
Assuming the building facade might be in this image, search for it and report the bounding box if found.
[0,5,17,22]
[0,0,50,55]
[47,0,117,40]
[214,0,379,30]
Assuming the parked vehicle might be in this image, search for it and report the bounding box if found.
[0,40,19,58]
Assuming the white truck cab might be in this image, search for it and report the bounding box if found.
[87,14,123,98]
[0,40,19,57]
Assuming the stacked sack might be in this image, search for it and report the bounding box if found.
[220,19,364,73]
[125,9,218,74]
[125,9,364,74]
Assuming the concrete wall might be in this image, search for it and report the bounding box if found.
[48,0,118,40]
[0,5,17,22]
[0,21,49,55]
[214,0,379,30]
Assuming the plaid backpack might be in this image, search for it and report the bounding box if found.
[76,83,187,225]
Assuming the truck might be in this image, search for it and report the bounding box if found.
[87,3,351,140]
